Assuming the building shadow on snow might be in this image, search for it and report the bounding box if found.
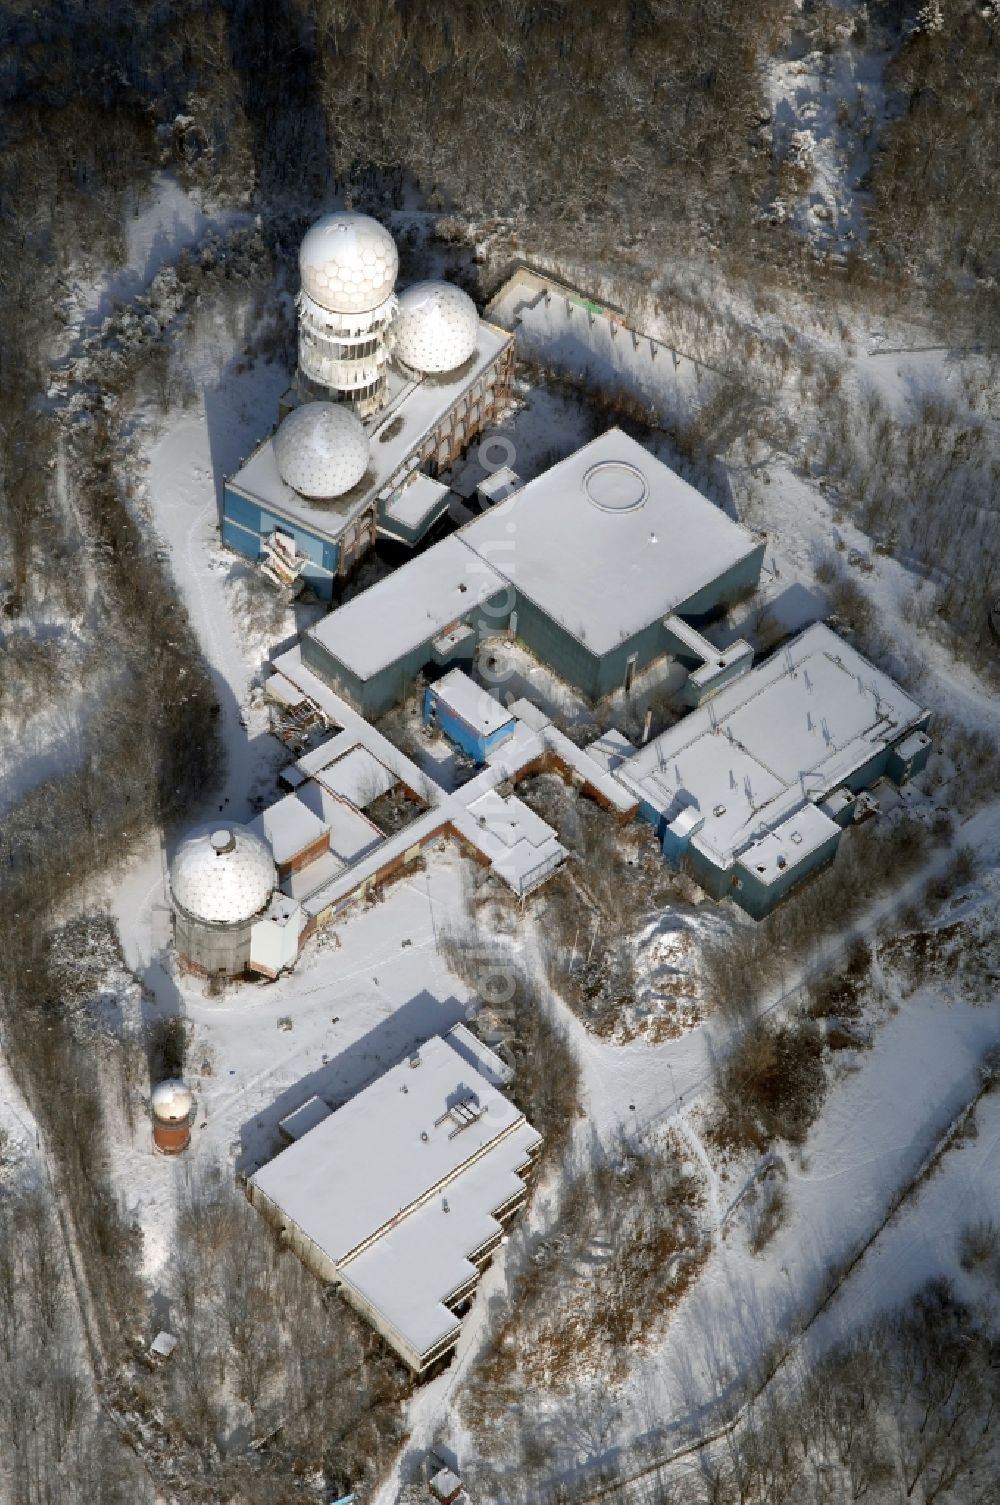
[235,986,469,1177]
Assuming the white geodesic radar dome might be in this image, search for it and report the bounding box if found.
[151,1079,194,1123]
[169,827,275,928]
[273,402,370,498]
[389,281,480,374]
[299,212,398,314]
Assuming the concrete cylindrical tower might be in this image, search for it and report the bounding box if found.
[151,1079,194,1155]
[296,212,399,419]
[169,825,276,978]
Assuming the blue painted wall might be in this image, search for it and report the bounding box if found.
[424,686,514,764]
[662,820,696,864]
[222,483,339,598]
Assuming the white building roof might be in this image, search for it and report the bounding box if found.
[341,1119,538,1360]
[476,465,521,503]
[278,1096,333,1141]
[585,726,639,774]
[227,322,510,545]
[296,779,386,862]
[445,1021,513,1087]
[314,745,397,807]
[250,1035,540,1318]
[382,472,450,529]
[431,669,515,738]
[255,793,328,865]
[736,804,841,887]
[456,790,567,895]
[459,428,762,656]
[620,622,928,871]
[308,535,507,679]
[505,702,638,815]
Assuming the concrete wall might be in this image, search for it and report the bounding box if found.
[887,731,932,784]
[174,910,253,977]
[247,1181,339,1284]
[676,543,766,621]
[509,543,765,703]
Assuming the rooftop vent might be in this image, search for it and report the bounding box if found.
[435,1094,485,1140]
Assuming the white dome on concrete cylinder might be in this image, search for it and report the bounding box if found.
[299,212,398,315]
[170,826,275,927]
[273,402,370,498]
[151,1079,193,1123]
[389,281,479,374]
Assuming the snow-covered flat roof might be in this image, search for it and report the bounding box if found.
[620,622,928,870]
[456,791,567,893]
[267,648,571,907]
[459,428,762,655]
[282,849,345,900]
[736,803,842,887]
[445,1021,513,1087]
[430,668,515,738]
[340,1119,539,1360]
[295,780,385,862]
[314,745,397,807]
[585,726,639,775]
[254,793,328,865]
[308,535,507,680]
[476,465,521,502]
[278,1096,333,1141]
[250,1033,538,1274]
[227,323,510,543]
[383,472,450,529]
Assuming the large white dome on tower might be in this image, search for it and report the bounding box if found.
[299,212,398,315]
[170,826,275,927]
[273,402,370,499]
[389,281,480,374]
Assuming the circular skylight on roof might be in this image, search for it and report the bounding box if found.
[583,460,648,512]
[273,401,370,499]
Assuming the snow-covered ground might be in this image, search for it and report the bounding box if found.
[101,305,998,1497]
[4,165,995,1503]
[107,846,473,1285]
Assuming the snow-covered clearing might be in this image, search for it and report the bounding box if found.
[764,4,898,259]
[108,846,472,1285]
[73,171,251,325]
